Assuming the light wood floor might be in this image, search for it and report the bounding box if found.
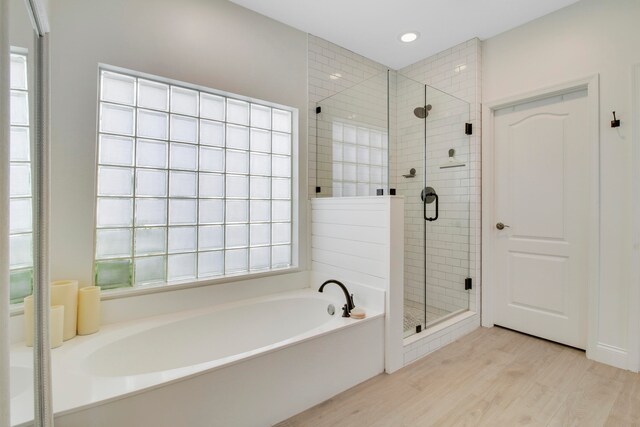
[276,327,640,427]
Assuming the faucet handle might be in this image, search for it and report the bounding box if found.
[349,293,355,310]
[341,304,351,318]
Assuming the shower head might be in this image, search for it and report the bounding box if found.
[413,104,432,119]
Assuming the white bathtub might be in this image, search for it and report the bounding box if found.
[10,287,385,426]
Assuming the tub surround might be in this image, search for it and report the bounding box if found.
[10,286,384,426]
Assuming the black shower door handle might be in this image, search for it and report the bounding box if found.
[423,192,438,222]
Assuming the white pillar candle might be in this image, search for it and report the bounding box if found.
[77,286,101,335]
[50,280,78,340]
[49,305,64,349]
[24,297,65,349]
[23,295,33,347]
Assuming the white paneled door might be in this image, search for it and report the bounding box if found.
[494,90,590,349]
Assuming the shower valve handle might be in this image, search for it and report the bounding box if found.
[496,222,510,230]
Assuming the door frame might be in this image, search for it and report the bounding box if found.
[481,74,601,361]
[631,63,640,372]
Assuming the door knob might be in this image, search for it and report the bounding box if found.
[496,222,510,230]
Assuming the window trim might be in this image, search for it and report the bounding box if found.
[92,64,300,294]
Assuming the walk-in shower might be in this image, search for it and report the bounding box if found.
[314,71,471,337]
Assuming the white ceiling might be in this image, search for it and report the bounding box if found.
[229,0,580,69]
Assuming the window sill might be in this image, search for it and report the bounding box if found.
[10,266,302,316]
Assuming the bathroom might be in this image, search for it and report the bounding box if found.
[2,0,640,425]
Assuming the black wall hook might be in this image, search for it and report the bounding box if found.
[611,111,620,128]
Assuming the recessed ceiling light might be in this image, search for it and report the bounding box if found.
[399,32,419,43]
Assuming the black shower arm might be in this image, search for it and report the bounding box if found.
[424,192,439,222]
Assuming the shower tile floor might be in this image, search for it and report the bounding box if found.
[403,300,450,333]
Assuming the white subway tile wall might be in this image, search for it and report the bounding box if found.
[95,69,294,289]
[9,52,34,304]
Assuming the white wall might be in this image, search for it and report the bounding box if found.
[482,0,640,369]
[48,0,308,288]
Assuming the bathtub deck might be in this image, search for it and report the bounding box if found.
[276,327,640,426]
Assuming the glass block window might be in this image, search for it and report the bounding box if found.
[332,122,388,197]
[9,52,33,304]
[94,69,294,290]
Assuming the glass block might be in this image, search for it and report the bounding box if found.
[272,223,291,244]
[226,99,249,125]
[357,183,370,196]
[272,200,291,222]
[9,233,32,268]
[250,128,271,153]
[199,173,224,198]
[226,224,248,248]
[169,199,197,225]
[170,115,198,143]
[98,166,134,197]
[272,178,291,200]
[343,125,357,144]
[99,134,134,166]
[167,253,196,281]
[10,54,27,90]
[169,171,197,198]
[200,93,225,121]
[371,166,383,184]
[198,251,224,278]
[170,143,198,170]
[272,109,291,133]
[226,175,248,198]
[199,199,224,224]
[382,134,389,149]
[250,223,270,246]
[100,103,134,136]
[343,163,357,182]
[200,120,225,147]
[370,131,382,148]
[250,247,270,271]
[343,182,356,196]
[250,176,270,199]
[95,259,132,290]
[226,150,249,175]
[226,125,249,150]
[10,91,28,126]
[136,139,167,169]
[272,132,291,155]
[135,198,167,226]
[272,155,291,178]
[226,200,248,223]
[134,227,166,256]
[137,109,168,140]
[138,79,169,111]
[357,164,370,182]
[272,245,291,268]
[333,163,343,181]
[170,87,199,116]
[198,225,224,251]
[250,104,271,129]
[168,226,197,253]
[343,144,357,163]
[225,248,248,273]
[370,148,383,165]
[199,147,224,172]
[332,122,343,141]
[250,152,270,176]
[134,256,166,285]
[96,198,133,228]
[333,182,343,197]
[10,268,32,304]
[250,200,270,222]
[101,71,135,106]
[10,198,32,234]
[357,146,370,163]
[96,228,132,259]
[357,127,370,146]
[10,164,31,197]
[10,127,30,162]
[136,169,167,197]
[332,142,343,162]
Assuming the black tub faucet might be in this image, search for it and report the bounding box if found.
[318,279,355,317]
